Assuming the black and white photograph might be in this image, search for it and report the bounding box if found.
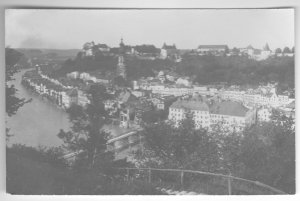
[5,8,295,195]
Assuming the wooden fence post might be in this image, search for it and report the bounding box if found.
[227,173,232,195]
[139,134,143,152]
[126,168,130,182]
[180,171,184,187]
[148,168,152,183]
[128,137,131,151]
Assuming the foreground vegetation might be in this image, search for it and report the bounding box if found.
[133,113,295,194]
[7,145,164,195]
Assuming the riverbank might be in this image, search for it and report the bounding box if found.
[6,69,71,148]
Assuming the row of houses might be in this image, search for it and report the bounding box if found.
[219,85,291,107]
[135,72,292,108]
[67,71,112,85]
[103,84,294,132]
[22,70,90,109]
[196,43,294,60]
[135,80,214,97]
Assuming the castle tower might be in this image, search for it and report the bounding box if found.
[117,38,127,79]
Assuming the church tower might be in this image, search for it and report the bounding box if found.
[117,38,127,79]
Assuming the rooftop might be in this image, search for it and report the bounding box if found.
[170,98,209,111]
[209,101,249,117]
[162,43,177,50]
[198,45,228,49]
[134,45,159,54]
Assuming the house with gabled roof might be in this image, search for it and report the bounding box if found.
[168,96,256,131]
[160,43,180,60]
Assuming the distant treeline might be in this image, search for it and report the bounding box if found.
[52,52,174,79]
[52,52,294,92]
[176,54,295,90]
[51,52,118,78]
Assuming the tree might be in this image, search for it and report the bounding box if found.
[133,117,219,172]
[141,110,167,124]
[224,46,229,54]
[58,84,113,170]
[275,48,282,54]
[6,48,28,116]
[6,48,30,139]
[208,123,244,175]
[283,47,291,54]
[238,111,295,194]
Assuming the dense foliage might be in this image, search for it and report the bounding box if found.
[126,57,174,80]
[55,52,294,93]
[239,113,295,193]
[134,112,295,194]
[51,53,117,78]
[176,55,294,90]
[134,117,219,172]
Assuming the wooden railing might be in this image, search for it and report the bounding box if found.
[115,167,286,195]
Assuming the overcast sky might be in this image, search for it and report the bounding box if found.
[5,9,294,50]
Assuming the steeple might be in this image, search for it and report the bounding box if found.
[117,38,126,79]
[162,42,166,49]
[263,43,271,51]
[119,38,125,54]
[120,38,124,47]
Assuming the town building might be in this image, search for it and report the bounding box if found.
[209,101,256,131]
[118,91,152,128]
[82,41,95,57]
[67,71,80,79]
[131,90,145,98]
[97,44,110,52]
[168,96,210,129]
[116,38,127,79]
[219,89,245,101]
[160,43,180,61]
[132,44,160,59]
[168,96,256,131]
[197,45,229,56]
[257,106,272,122]
[150,95,177,111]
[165,71,179,82]
[242,85,290,107]
[175,77,192,87]
[77,89,90,107]
[240,43,272,61]
[61,89,78,109]
[81,42,111,57]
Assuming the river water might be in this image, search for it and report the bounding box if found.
[6,69,71,148]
